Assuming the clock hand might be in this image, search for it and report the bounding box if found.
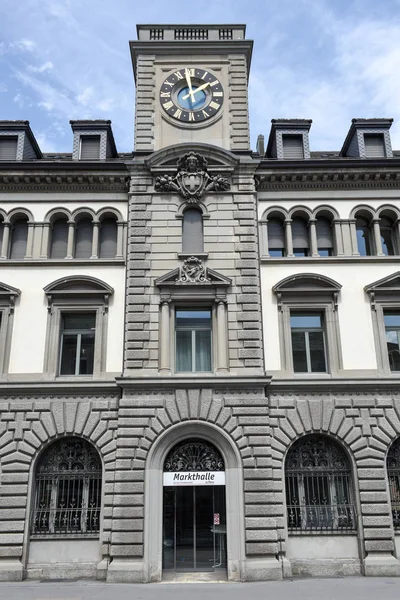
[184,68,195,100]
[182,81,210,101]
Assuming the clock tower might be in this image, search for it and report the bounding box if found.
[130,24,253,151]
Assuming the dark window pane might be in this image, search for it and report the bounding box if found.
[386,330,400,371]
[63,313,96,331]
[269,249,284,257]
[293,248,308,257]
[356,218,371,256]
[384,314,400,327]
[79,333,95,375]
[182,208,203,253]
[291,314,322,328]
[318,248,332,257]
[176,310,211,328]
[99,218,118,258]
[10,219,28,259]
[381,229,395,256]
[309,331,327,372]
[50,219,68,259]
[75,218,93,258]
[176,330,192,372]
[292,331,308,372]
[195,330,212,371]
[60,334,77,375]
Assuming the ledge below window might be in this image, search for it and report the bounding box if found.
[261,255,400,264]
[0,258,125,266]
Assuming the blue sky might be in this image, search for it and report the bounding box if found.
[1,0,400,153]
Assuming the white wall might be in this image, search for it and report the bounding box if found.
[261,262,399,373]
[2,265,125,375]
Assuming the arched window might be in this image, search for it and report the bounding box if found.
[267,217,285,257]
[50,217,69,259]
[10,216,28,259]
[31,437,102,536]
[387,438,400,530]
[285,435,356,533]
[356,216,372,256]
[292,217,309,257]
[74,217,93,259]
[380,216,396,256]
[99,217,118,258]
[316,217,334,256]
[182,208,203,254]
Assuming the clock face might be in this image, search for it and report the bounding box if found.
[160,68,224,123]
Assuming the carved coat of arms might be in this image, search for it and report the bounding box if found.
[155,152,230,202]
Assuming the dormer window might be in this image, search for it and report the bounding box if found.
[282,134,304,159]
[364,133,385,158]
[0,137,18,160]
[79,135,101,160]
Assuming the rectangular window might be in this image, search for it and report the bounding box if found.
[290,313,327,373]
[364,133,385,158]
[59,313,96,375]
[282,134,304,159]
[384,313,400,371]
[79,135,101,160]
[175,309,212,372]
[0,137,18,160]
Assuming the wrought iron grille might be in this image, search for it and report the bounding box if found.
[219,29,233,40]
[174,28,209,40]
[285,435,356,534]
[150,29,164,40]
[31,438,102,537]
[164,439,224,472]
[387,439,400,529]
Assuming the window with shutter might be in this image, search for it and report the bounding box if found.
[10,218,28,259]
[356,216,372,256]
[282,134,304,159]
[75,218,93,258]
[364,133,385,158]
[99,218,118,258]
[182,208,204,253]
[268,218,285,257]
[316,218,334,256]
[292,218,309,256]
[80,135,101,160]
[0,137,18,160]
[50,219,69,259]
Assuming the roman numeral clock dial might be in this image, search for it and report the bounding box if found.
[160,68,224,123]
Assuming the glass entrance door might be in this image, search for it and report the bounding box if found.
[162,485,226,572]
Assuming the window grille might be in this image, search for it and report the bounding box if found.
[174,28,208,40]
[31,438,102,537]
[285,435,356,534]
[164,439,224,472]
[388,439,400,529]
[219,28,233,40]
[150,28,164,40]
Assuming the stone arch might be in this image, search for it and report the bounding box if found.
[144,420,245,582]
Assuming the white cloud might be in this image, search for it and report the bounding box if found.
[77,87,94,106]
[9,38,36,53]
[28,61,54,73]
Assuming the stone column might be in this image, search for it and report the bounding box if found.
[40,223,51,258]
[216,299,229,373]
[372,219,384,256]
[333,220,344,256]
[116,222,124,259]
[66,221,75,259]
[25,222,35,258]
[159,299,171,373]
[309,218,319,257]
[259,221,269,257]
[0,223,10,259]
[284,219,294,257]
[91,221,100,259]
[349,219,360,256]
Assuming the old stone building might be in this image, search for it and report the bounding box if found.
[0,24,400,582]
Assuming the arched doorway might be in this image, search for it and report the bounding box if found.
[162,439,227,574]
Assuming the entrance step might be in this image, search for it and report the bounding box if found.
[162,571,228,583]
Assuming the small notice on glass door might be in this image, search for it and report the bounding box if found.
[214,513,220,525]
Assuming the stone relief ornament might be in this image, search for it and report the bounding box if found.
[154,151,230,201]
[176,256,211,284]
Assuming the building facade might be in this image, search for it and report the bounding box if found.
[0,24,400,582]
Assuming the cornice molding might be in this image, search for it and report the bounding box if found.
[116,375,271,390]
[0,380,120,396]
[0,168,129,193]
[256,165,400,191]
[269,377,400,393]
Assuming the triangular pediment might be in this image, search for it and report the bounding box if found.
[365,272,400,293]
[273,273,342,293]
[155,264,231,288]
[0,281,21,298]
